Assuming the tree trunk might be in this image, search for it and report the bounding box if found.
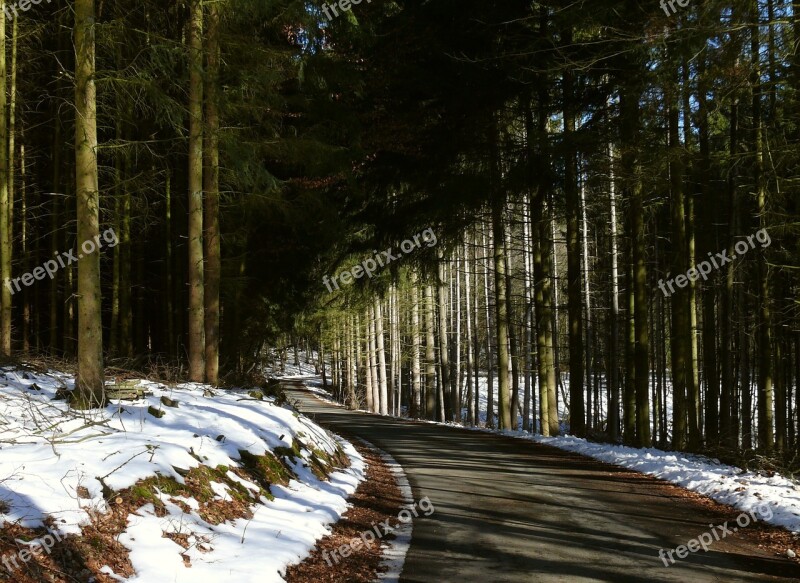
[463,242,475,425]
[365,310,374,413]
[492,181,512,431]
[203,0,221,385]
[425,282,437,419]
[73,0,105,408]
[187,0,205,381]
[437,255,452,421]
[375,296,388,415]
[608,142,620,441]
[563,37,585,436]
[0,9,9,356]
[752,0,774,453]
[411,274,422,418]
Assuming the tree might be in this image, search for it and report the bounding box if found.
[73,0,105,408]
[204,0,222,385]
[188,0,205,382]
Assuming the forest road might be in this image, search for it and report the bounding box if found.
[282,379,800,583]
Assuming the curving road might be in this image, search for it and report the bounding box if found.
[282,379,800,582]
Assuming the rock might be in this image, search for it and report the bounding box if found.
[147,405,165,418]
[160,395,179,408]
[787,549,797,559]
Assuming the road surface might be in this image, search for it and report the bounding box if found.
[282,379,799,582]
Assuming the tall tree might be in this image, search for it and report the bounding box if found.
[204,0,222,385]
[187,0,205,382]
[73,0,105,408]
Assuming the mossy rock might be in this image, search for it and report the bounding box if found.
[147,405,165,418]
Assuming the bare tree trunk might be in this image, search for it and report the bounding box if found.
[464,243,475,426]
[720,95,740,449]
[504,214,520,429]
[187,0,205,381]
[580,167,593,432]
[411,274,422,418]
[1,14,16,356]
[483,227,495,428]
[365,310,374,413]
[203,0,221,385]
[751,0,774,453]
[472,235,482,426]
[425,283,437,419]
[608,142,620,441]
[347,315,357,407]
[73,0,105,408]
[563,38,585,436]
[20,144,28,352]
[453,255,462,422]
[522,210,532,431]
[375,297,388,415]
[0,9,9,356]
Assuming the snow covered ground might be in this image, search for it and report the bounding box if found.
[526,434,800,533]
[0,366,365,582]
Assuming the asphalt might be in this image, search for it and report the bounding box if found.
[282,379,800,582]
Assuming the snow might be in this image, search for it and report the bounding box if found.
[0,366,365,582]
[525,433,800,533]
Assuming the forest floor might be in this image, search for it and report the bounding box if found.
[285,378,800,582]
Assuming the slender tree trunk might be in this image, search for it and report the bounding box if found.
[472,234,482,426]
[203,0,221,385]
[492,183,512,431]
[580,168,593,432]
[73,0,105,408]
[608,142,620,441]
[0,9,9,356]
[346,315,355,407]
[483,227,495,428]
[667,63,691,450]
[437,255,452,421]
[463,243,475,425]
[411,274,422,418]
[454,256,462,422]
[187,0,205,381]
[20,144,27,352]
[522,209,533,432]
[563,39,585,437]
[503,219,519,428]
[1,14,16,356]
[425,283,437,419]
[375,296,388,415]
[365,310,374,413]
[751,0,774,453]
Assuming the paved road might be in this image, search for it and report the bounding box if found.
[282,380,800,582]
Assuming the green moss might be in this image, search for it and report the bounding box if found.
[237,449,294,498]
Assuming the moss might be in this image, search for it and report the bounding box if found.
[237,449,294,498]
[274,438,302,460]
[305,445,350,480]
[127,474,187,510]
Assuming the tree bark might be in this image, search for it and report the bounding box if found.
[73,0,105,408]
[203,0,221,385]
[187,0,205,381]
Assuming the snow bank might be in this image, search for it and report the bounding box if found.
[0,367,365,582]
[525,433,800,533]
